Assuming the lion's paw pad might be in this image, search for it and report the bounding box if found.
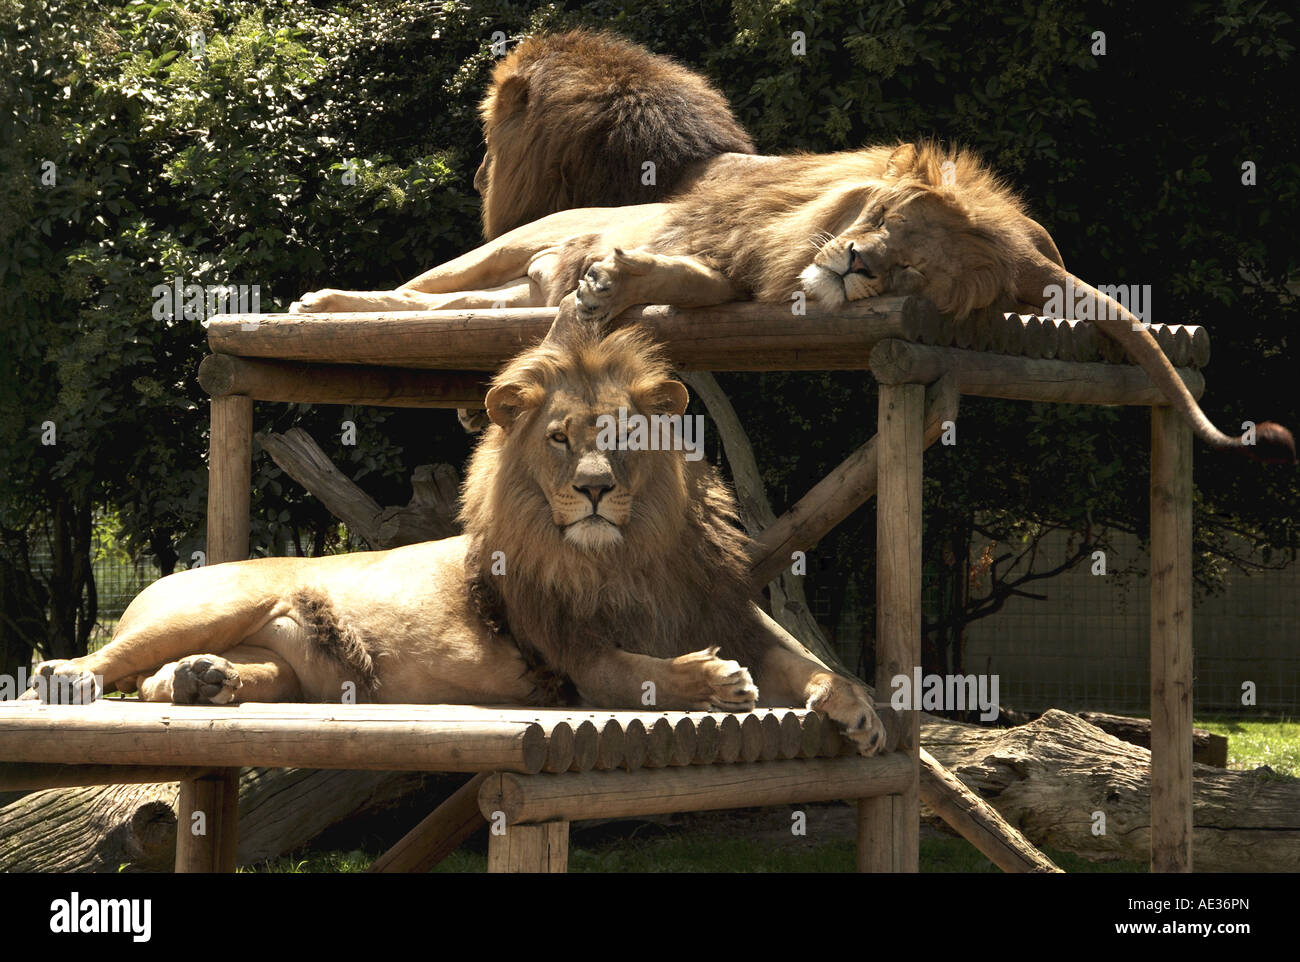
[172,655,241,705]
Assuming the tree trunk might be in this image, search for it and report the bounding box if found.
[922,709,1299,871]
[0,768,436,872]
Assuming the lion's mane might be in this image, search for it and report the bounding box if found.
[458,324,771,680]
[477,29,755,239]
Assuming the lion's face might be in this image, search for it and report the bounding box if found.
[481,335,691,553]
[798,187,1008,318]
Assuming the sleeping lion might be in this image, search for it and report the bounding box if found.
[24,322,887,755]
[292,29,1291,461]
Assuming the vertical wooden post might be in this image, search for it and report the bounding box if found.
[858,382,923,872]
[1150,405,1194,872]
[487,821,569,873]
[207,394,253,565]
[185,393,252,872]
[175,769,240,872]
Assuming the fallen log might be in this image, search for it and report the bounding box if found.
[998,708,1229,768]
[922,709,1300,871]
[0,769,432,873]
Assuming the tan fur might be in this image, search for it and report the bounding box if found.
[476,29,754,239]
[294,137,1292,460]
[22,325,886,752]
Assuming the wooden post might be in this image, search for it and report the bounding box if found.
[174,769,239,873]
[487,821,569,873]
[1150,404,1194,872]
[207,394,252,565]
[858,382,923,872]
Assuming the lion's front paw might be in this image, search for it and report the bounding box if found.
[669,646,759,712]
[575,248,655,324]
[170,654,241,705]
[807,673,886,756]
[290,289,347,314]
[21,660,102,704]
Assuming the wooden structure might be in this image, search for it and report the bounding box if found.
[0,296,1201,872]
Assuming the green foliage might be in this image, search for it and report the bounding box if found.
[1,0,1296,670]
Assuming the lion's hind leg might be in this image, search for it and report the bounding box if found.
[138,645,302,704]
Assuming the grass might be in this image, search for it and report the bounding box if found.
[240,831,1149,874]
[1195,714,1299,776]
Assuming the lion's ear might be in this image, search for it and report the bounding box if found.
[485,382,538,429]
[885,143,918,180]
[490,72,529,125]
[636,379,690,418]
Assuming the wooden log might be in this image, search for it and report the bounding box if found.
[621,718,648,772]
[486,820,569,873]
[739,714,764,763]
[565,720,599,773]
[541,720,575,774]
[797,711,823,759]
[1150,404,1194,872]
[749,375,959,588]
[481,755,915,825]
[692,715,720,765]
[869,340,1206,406]
[0,704,549,774]
[1037,316,1060,359]
[716,714,742,763]
[258,428,461,549]
[368,773,489,873]
[207,395,252,564]
[207,296,944,372]
[773,710,803,760]
[0,766,434,872]
[0,763,215,791]
[918,748,1061,873]
[198,354,489,408]
[860,381,923,873]
[1188,325,1211,368]
[587,717,626,771]
[639,717,674,769]
[759,712,783,761]
[922,710,1300,872]
[1074,711,1228,767]
[174,769,239,872]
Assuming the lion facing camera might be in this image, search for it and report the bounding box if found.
[25,323,886,756]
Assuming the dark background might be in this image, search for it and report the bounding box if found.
[1,0,1296,680]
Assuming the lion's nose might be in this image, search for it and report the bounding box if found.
[847,243,876,279]
[575,483,614,507]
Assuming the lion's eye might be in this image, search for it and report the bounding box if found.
[549,431,568,445]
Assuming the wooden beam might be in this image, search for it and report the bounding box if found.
[869,340,1205,405]
[1150,405,1194,872]
[174,769,239,873]
[207,395,252,564]
[0,704,549,774]
[859,382,924,873]
[749,375,958,588]
[486,820,569,873]
[918,749,1061,873]
[199,354,489,407]
[478,755,914,824]
[368,773,489,873]
[207,297,944,372]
